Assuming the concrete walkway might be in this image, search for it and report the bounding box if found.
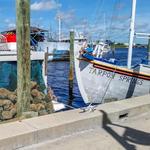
[20,111,150,150]
[0,95,150,150]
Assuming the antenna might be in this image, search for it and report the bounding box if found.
[55,0,62,41]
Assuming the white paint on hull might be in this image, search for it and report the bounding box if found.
[74,43,150,104]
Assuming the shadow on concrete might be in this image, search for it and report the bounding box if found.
[100,110,150,150]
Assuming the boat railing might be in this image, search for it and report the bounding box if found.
[91,42,111,58]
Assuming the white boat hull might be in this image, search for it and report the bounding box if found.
[74,44,150,104]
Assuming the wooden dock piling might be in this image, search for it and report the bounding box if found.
[44,47,49,76]
[68,31,74,106]
[16,0,31,117]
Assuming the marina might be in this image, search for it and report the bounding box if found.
[0,0,150,149]
[47,47,148,108]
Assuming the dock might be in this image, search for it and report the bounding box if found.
[0,94,150,150]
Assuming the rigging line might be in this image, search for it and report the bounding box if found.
[92,0,102,17]
[110,33,129,41]
[109,33,129,41]
[110,27,129,33]
[107,0,124,40]
[61,21,70,30]
[108,30,128,40]
[107,0,118,39]
[109,17,130,28]
[110,35,128,39]
[101,66,117,104]
[108,21,130,39]
[95,0,104,24]
[92,0,104,25]
[113,29,129,34]
[90,0,106,39]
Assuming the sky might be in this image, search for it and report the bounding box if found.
[0,0,150,43]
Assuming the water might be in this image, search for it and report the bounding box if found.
[47,61,86,108]
[47,48,148,108]
[104,48,148,66]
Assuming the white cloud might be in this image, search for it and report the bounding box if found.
[56,10,75,21]
[31,0,61,11]
[8,23,16,29]
[4,19,10,23]
[31,17,44,28]
[136,14,150,33]
[4,19,16,29]
[112,15,130,22]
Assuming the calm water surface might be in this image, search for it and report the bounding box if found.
[47,48,148,108]
[47,61,85,108]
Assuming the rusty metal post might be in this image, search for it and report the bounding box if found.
[16,0,31,117]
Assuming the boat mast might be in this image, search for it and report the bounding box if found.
[127,0,137,69]
[58,15,61,42]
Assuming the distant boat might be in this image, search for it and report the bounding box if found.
[37,30,87,61]
[0,32,47,92]
[37,41,70,61]
[0,33,66,112]
[74,0,150,104]
[1,26,47,51]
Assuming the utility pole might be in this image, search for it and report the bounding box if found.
[16,0,31,117]
[68,31,74,106]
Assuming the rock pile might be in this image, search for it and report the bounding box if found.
[0,81,55,121]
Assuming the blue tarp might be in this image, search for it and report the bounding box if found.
[82,47,94,60]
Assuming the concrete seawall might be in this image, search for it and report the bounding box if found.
[0,95,150,150]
